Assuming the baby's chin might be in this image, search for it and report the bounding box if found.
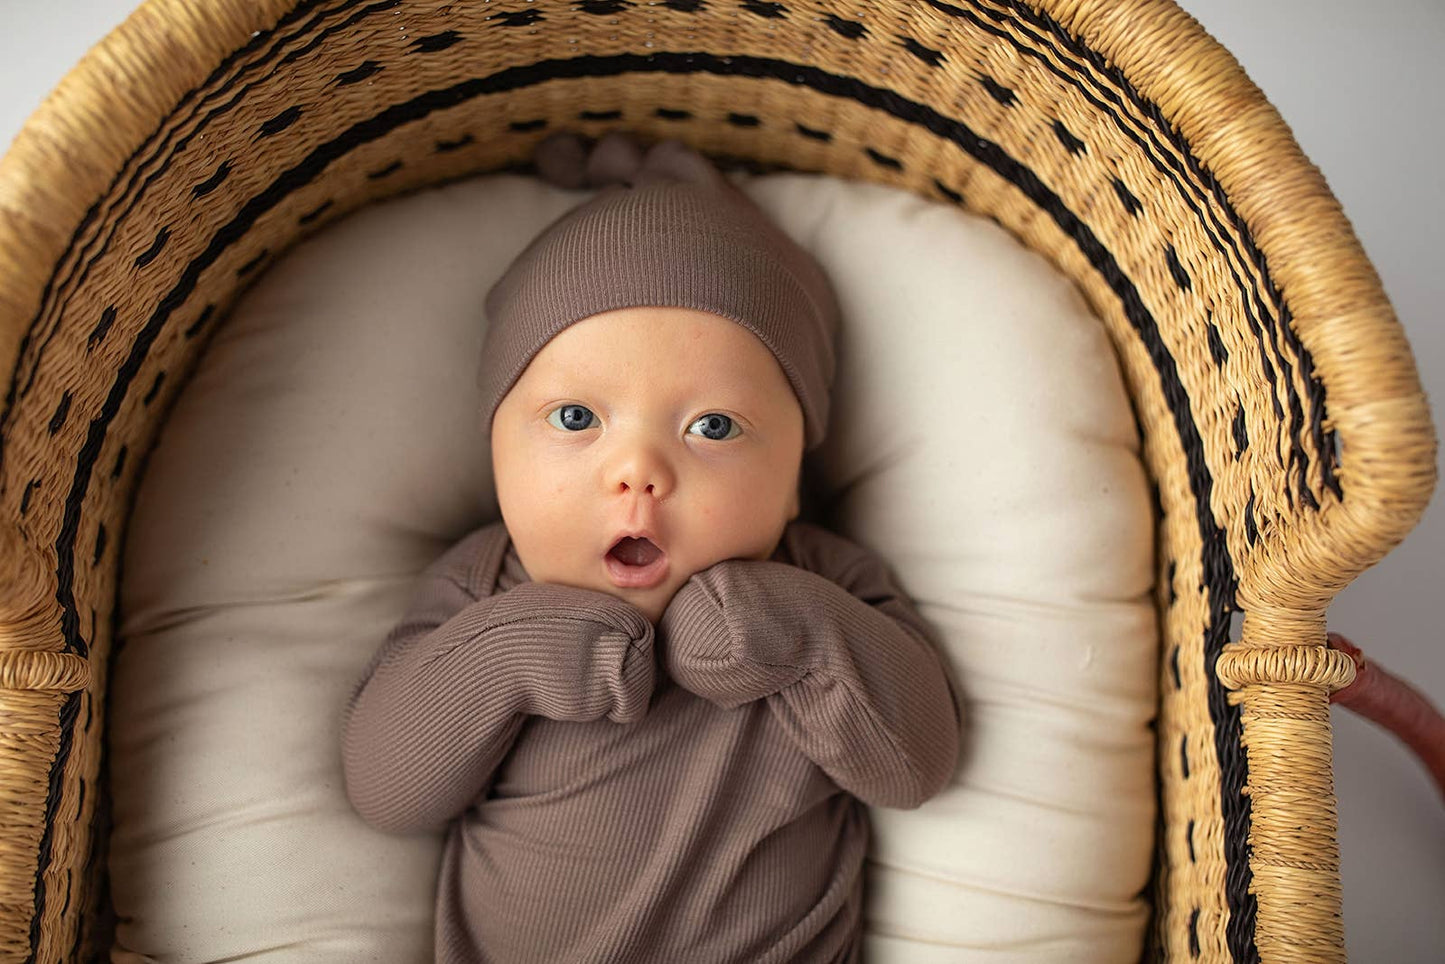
[608,578,683,625]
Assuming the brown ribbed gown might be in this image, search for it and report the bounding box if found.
[341,518,964,963]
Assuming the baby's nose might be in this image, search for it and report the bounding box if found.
[612,459,672,501]
[618,478,665,500]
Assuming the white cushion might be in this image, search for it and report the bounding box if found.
[112,169,1157,962]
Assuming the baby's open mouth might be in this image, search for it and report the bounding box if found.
[604,536,669,589]
[608,536,663,567]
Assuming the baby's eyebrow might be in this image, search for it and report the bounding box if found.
[544,382,757,410]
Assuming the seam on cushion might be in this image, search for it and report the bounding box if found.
[958,776,1124,816]
[866,857,1149,914]
[121,574,430,636]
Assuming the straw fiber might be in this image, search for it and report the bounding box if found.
[0,0,1434,960]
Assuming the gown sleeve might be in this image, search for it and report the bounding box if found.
[341,531,656,833]
[657,521,963,809]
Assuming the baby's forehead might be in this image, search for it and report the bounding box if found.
[504,306,800,414]
[538,307,779,373]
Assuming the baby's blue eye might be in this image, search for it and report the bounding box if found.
[689,413,740,441]
[547,404,596,432]
[546,405,739,440]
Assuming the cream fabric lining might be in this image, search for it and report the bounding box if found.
[112,172,1157,962]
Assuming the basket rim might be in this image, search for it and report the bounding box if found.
[1037,0,1436,604]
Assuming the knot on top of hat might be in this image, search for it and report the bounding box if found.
[533,130,731,193]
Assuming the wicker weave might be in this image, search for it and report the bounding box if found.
[0,0,1435,960]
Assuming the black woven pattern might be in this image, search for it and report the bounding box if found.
[28,691,82,956]
[993,0,1338,505]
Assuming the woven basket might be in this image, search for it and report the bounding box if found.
[0,0,1435,960]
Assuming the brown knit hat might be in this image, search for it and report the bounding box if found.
[477,131,839,451]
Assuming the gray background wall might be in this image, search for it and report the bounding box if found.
[3,1,1440,958]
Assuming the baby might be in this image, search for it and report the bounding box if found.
[341,131,964,964]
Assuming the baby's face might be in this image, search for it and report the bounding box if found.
[490,306,804,624]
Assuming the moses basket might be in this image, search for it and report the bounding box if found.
[0,0,1436,960]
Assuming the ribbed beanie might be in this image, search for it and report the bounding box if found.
[477,131,839,451]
